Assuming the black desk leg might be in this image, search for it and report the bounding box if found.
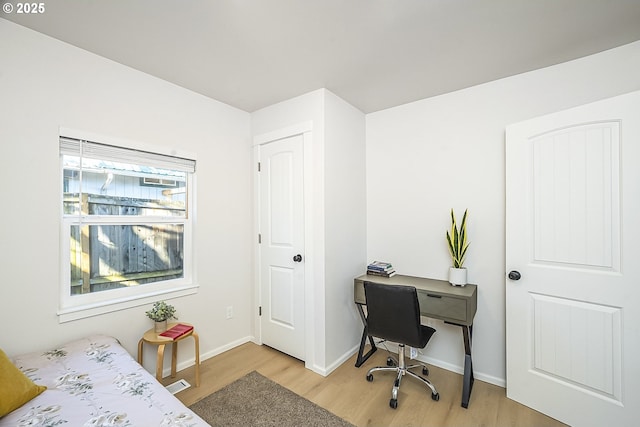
[355,304,377,367]
[461,324,474,408]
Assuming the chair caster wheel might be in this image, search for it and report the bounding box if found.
[432,392,440,401]
[389,398,398,409]
[387,357,394,366]
[422,367,429,376]
[366,374,374,382]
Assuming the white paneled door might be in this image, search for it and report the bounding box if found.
[506,91,640,427]
[258,135,305,361]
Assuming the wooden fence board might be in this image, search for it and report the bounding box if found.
[67,194,185,294]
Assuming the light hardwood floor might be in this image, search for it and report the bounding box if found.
[164,342,566,427]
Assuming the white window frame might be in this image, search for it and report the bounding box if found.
[58,128,198,322]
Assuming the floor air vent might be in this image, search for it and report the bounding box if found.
[165,379,191,395]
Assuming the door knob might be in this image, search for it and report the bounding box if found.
[293,254,302,262]
[508,270,521,280]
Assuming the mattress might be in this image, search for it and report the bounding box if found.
[1,334,209,426]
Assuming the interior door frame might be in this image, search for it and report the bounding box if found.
[253,121,316,371]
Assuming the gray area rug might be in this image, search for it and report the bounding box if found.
[189,371,355,427]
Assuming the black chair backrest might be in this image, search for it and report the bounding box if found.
[364,281,425,348]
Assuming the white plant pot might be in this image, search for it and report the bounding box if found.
[449,267,467,286]
[154,320,167,333]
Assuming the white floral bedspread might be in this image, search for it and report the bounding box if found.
[1,335,209,426]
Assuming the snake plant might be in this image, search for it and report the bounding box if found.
[446,209,469,268]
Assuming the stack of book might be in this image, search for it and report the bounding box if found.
[366,261,396,277]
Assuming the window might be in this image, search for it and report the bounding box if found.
[59,132,197,321]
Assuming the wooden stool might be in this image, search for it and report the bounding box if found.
[137,322,200,387]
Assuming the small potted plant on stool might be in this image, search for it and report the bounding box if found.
[146,301,177,333]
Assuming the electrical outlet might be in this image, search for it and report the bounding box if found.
[410,346,417,359]
[226,306,233,319]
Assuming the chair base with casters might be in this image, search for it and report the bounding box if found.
[366,343,439,409]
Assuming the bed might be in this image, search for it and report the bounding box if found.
[0,334,209,426]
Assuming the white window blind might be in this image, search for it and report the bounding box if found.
[59,137,196,173]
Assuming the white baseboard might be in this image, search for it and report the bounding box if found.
[311,343,361,377]
[372,342,506,388]
[163,337,506,389]
[422,355,505,388]
[164,335,253,377]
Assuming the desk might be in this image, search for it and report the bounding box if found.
[354,274,477,408]
[137,322,200,387]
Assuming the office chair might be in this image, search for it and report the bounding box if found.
[364,281,439,409]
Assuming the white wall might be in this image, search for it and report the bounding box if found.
[0,20,254,373]
[366,40,640,385]
[251,89,366,374]
[322,90,366,370]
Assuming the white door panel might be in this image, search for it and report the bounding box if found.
[531,294,622,399]
[259,135,305,360]
[269,266,295,327]
[531,122,619,270]
[506,91,640,427]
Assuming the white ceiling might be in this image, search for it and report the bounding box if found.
[4,0,640,113]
